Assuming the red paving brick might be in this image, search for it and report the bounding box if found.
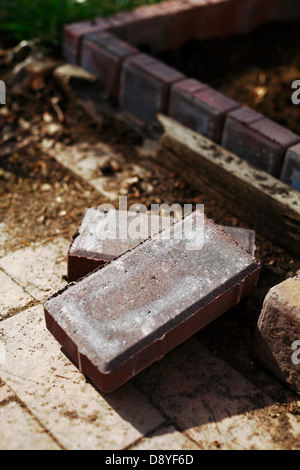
[193,0,254,40]
[222,106,263,126]
[280,143,300,191]
[166,2,210,49]
[169,83,239,143]
[63,18,110,64]
[45,211,261,393]
[119,53,185,125]
[109,4,171,53]
[170,78,208,95]
[80,32,138,100]
[67,209,256,282]
[222,108,300,176]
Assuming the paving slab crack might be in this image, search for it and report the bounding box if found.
[0,299,41,322]
[0,380,66,450]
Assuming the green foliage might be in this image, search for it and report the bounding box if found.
[0,0,163,45]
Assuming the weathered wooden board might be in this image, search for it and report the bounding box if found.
[155,114,300,258]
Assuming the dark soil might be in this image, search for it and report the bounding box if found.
[156,19,300,134]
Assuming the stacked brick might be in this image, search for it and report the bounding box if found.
[45,211,261,392]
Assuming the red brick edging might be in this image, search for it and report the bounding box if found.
[63,0,300,190]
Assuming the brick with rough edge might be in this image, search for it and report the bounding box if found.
[119,53,185,126]
[252,274,300,395]
[169,82,239,143]
[67,208,257,282]
[222,106,263,126]
[80,32,138,100]
[280,144,300,191]
[44,211,261,393]
[63,18,110,65]
[222,107,300,176]
[170,78,208,95]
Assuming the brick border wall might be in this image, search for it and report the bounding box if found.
[63,0,300,190]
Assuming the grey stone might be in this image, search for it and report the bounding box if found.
[253,274,300,395]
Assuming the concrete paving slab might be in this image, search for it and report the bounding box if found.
[0,305,165,450]
[0,383,14,404]
[0,400,61,450]
[48,141,154,202]
[0,238,69,302]
[0,222,11,258]
[0,270,33,320]
[133,337,300,450]
[49,142,123,201]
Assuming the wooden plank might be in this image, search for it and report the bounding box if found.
[155,114,300,258]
